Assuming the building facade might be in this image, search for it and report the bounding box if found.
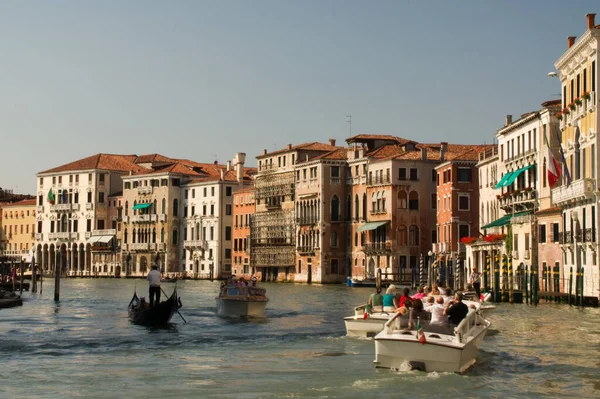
[232,187,255,279]
[0,199,36,263]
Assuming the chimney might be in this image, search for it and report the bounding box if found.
[505,115,512,126]
[226,160,231,171]
[421,147,427,161]
[220,169,224,180]
[234,152,246,184]
[440,142,448,162]
[263,149,267,155]
[329,138,336,146]
[587,13,596,30]
[568,36,576,48]
[287,143,292,150]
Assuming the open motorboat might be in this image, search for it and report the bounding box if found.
[216,284,269,317]
[344,304,395,338]
[373,309,490,373]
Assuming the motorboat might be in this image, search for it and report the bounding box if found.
[216,284,269,317]
[344,304,397,338]
[373,308,490,373]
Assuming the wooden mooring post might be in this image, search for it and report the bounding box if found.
[568,266,573,305]
[31,254,37,294]
[54,251,61,302]
[524,265,529,304]
[579,268,585,307]
[494,254,500,303]
[19,260,24,295]
[508,254,514,304]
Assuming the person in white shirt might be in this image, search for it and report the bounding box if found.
[147,265,162,307]
[426,295,448,326]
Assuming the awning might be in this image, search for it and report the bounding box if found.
[481,210,533,229]
[133,203,152,210]
[88,235,115,244]
[494,172,514,189]
[503,164,534,187]
[357,221,387,232]
[87,236,102,244]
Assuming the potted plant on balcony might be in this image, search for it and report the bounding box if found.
[460,236,477,245]
[575,97,582,106]
[569,102,576,111]
[582,91,591,100]
[562,107,570,115]
[556,112,563,120]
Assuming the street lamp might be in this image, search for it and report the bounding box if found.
[427,250,434,288]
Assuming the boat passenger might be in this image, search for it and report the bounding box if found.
[423,295,435,309]
[469,267,482,302]
[251,276,258,287]
[399,288,412,307]
[146,265,162,307]
[430,283,440,296]
[426,296,448,327]
[382,285,398,312]
[412,286,426,300]
[408,298,428,329]
[441,288,452,305]
[367,287,384,312]
[444,292,469,326]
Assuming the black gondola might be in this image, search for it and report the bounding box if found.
[128,287,182,327]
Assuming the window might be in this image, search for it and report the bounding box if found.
[210,204,214,215]
[409,225,419,246]
[192,189,195,198]
[86,219,91,232]
[458,194,470,211]
[524,233,530,251]
[431,169,436,182]
[458,224,469,239]
[173,199,178,217]
[210,226,214,240]
[225,226,231,240]
[539,224,547,243]
[330,231,339,247]
[398,168,407,180]
[513,234,519,251]
[37,221,42,233]
[331,166,340,178]
[408,191,419,210]
[98,192,105,204]
[203,205,207,215]
[298,260,302,273]
[226,204,232,215]
[172,229,178,245]
[331,259,339,275]
[409,168,418,181]
[38,195,43,206]
[211,187,215,196]
[97,219,105,229]
[226,186,232,196]
[431,194,436,209]
[58,176,62,184]
[172,179,180,186]
[87,192,92,203]
[457,168,472,182]
[331,195,340,221]
[225,249,231,259]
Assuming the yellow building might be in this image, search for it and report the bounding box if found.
[1,199,37,262]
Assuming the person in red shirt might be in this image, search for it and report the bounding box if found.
[398,287,412,307]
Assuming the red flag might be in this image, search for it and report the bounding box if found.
[363,311,368,320]
[547,145,561,188]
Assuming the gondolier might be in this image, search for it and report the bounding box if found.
[147,265,161,307]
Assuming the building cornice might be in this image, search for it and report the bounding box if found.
[555,30,599,77]
[496,113,539,137]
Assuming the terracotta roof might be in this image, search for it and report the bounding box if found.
[541,99,561,107]
[308,148,348,161]
[446,145,496,162]
[234,187,255,195]
[186,170,254,184]
[257,142,337,158]
[135,154,176,164]
[40,154,147,174]
[535,206,562,216]
[347,134,411,144]
[133,161,202,177]
[1,199,36,207]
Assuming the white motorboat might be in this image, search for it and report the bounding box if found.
[463,299,496,316]
[215,285,269,317]
[344,304,398,338]
[373,309,490,373]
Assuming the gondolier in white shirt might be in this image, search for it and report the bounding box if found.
[147,265,162,307]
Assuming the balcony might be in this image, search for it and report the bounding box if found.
[362,241,392,253]
[131,214,157,223]
[512,251,519,260]
[586,91,596,114]
[36,233,43,241]
[50,203,80,212]
[159,214,167,222]
[367,176,391,186]
[86,203,94,210]
[37,205,44,213]
[48,232,79,241]
[524,250,530,260]
[157,243,166,251]
[138,186,153,195]
[129,242,156,251]
[551,178,595,206]
[497,188,537,212]
[92,229,116,236]
[122,216,130,223]
[330,177,341,185]
[297,246,316,255]
[184,240,207,249]
[296,217,318,226]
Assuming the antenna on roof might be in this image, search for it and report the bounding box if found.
[346,114,352,138]
[211,153,218,164]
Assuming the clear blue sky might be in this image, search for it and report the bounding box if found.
[1,1,597,194]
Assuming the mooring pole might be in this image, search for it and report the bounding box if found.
[19,259,24,295]
[580,267,585,307]
[525,265,529,305]
[31,254,37,293]
[54,250,61,302]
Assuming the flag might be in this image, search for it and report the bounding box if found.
[554,128,571,187]
[47,189,55,205]
[416,318,426,345]
[544,132,561,188]
[363,310,368,320]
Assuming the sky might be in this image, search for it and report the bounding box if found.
[1,0,598,194]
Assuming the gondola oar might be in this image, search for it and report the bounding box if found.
[161,286,187,323]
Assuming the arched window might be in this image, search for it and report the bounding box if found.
[173,199,178,217]
[346,195,351,221]
[398,225,408,246]
[161,198,166,215]
[153,199,157,214]
[371,193,377,212]
[398,191,407,209]
[409,225,420,246]
[60,214,67,232]
[330,230,338,247]
[161,227,165,243]
[132,228,136,243]
[172,229,178,245]
[354,195,359,221]
[377,191,382,212]
[354,232,358,246]
[152,228,156,243]
[124,229,128,244]
[362,193,367,220]
[125,201,129,216]
[409,191,419,210]
[331,195,340,222]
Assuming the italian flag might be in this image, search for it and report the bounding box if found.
[416,318,426,345]
[545,133,561,188]
[47,188,55,205]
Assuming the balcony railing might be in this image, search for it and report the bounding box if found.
[296,246,316,254]
[586,91,596,114]
[48,232,79,240]
[584,228,595,243]
[157,243,166,251]
[129,242,156,251]
[296,217,318,225]
[36,233,43,241]
[37,206,44,213]
[50,203,80,212]
[138,186,153,195]
[367,176,391,186]
[86,203,94,210]
[92,229,116,236]
[159,214,167,222]
[184,240,207,249]
[552,178,595,206]
[362,241,392,252]
[131,214,157,223]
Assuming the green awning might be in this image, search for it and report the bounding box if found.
[503,164,534,187]
[133,203,152,210]
[494,172,514,189]
[357,221,388,232]
[481,211,533,229]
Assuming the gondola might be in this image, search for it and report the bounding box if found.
[128,287,182,327]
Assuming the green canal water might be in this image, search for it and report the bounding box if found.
[0,279,598,398]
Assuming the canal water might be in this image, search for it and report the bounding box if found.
[0,279,598,398]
